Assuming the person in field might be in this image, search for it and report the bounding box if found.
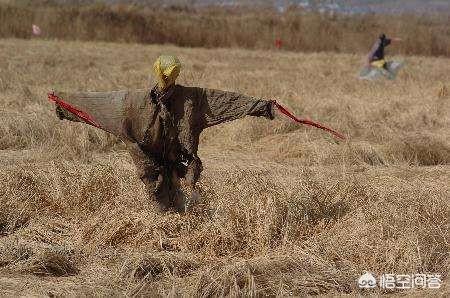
[52,55,276,212]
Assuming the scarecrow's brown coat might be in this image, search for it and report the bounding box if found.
[55,84,274,209]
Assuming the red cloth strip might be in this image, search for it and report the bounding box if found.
[48,92,101,128]
[274,101,345,140]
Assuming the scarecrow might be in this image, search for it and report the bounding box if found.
[359,33,404,80]
[50,55,344,212]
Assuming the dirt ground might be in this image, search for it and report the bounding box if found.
[0,39,449,296]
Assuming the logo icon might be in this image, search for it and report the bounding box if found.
[358,272,377,289]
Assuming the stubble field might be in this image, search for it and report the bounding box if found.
[0,39,449,296]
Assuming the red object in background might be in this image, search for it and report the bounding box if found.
[275,38,282,49]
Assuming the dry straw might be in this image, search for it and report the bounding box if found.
[0,38,448,296]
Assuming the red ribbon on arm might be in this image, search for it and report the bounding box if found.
[48,92,101,128]
[273,101,345,140]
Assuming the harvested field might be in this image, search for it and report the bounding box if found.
[0,38,449,296]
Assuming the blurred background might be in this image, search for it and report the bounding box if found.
[1,0,449,57]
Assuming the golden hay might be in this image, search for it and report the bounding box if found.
[0,38,449,296]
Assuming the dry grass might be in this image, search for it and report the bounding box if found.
[1,3,450,57]
[0,38,449,296]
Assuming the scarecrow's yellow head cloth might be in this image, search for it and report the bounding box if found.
[153,55,181,91]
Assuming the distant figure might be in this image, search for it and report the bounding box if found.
[367,33,401,69]
[359,33,404,80]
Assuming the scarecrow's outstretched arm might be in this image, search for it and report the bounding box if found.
[201,88,274,129]
[49,90,129,138]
